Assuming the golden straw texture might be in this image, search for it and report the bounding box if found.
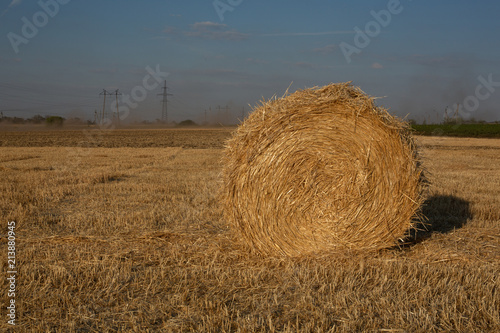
[222,83,425,256]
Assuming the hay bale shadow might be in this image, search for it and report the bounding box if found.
[406,195,471,244]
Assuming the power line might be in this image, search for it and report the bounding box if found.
[114,89,122,125]
[217,105,230,124]
[157,81,173,123]
[99,89,113,125]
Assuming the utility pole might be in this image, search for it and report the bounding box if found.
[114,89,122,125]
[94,110,97,124]
[99,89,113,125]
[157,80,172,123]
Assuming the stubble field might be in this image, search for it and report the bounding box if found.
[0,128,499,332]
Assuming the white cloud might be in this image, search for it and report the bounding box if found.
[371,62,383,69]
[159,21,248,41]
[1,0,23,16]
[191,21,227,30]
[185,21,248,41]
[8,0,23,7]
[185,29,248,41]
[261,31,353,37]
[313,44,337,55]
[245,58,268,65]
[162,26,177,34]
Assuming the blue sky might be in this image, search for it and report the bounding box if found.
[1,0,499,124]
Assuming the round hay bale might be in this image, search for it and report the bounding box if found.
[222,82,425,256]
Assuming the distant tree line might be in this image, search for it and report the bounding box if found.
[0,114,92,126]
[408,117,498,126]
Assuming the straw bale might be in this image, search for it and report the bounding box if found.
[222,83,425,256]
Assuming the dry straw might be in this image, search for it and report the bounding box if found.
[222,82,425,256]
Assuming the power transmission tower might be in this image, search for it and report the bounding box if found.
[99,89,113,125]
[157,81,173,123]
[114,89,122,125]
[217,105,230,124]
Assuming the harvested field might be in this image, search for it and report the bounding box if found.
[0,128,233,149]
[0,130,499,332]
